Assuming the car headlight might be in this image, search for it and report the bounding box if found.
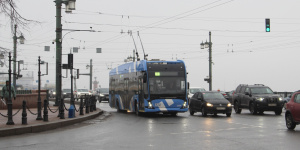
[278,97,283,101]
[148,102,153,109]
[206,103,213,107]
[63,93,66,95]
[100,94,104,96]
[53,92,56,94]
[227,103,232,107]
[78,92,81,95]
[256,97,264,101]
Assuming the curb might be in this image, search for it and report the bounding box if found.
[0,109,103,137]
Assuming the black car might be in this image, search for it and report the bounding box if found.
[232,84,284,115]
[98,88,109,102]
[189,91,232,117]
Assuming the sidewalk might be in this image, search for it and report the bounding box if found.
[0,100,103,137]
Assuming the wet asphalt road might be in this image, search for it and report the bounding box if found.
[0,102,300,150]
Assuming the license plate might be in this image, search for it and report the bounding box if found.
[216,107,225,110]
[268,103,277,106]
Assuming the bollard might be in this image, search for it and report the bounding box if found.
[85,96,90,114]
[22,100,27,125]
[93,96,97,111]
[80,97,84,115]
[43,99,48,121]
[60,98,65,119]
[90,96,94,112]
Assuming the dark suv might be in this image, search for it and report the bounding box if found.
[232,84,284,115]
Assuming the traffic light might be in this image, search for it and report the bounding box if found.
[204,77,211,83]
[68,54,73,69]
[265,18,270,32]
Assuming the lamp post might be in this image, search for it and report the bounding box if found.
[201,31,213,91]
[54,0,76,106]
[37,56,48,120]
[13,24,25,89]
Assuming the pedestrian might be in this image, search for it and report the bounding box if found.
[1,80,16,104]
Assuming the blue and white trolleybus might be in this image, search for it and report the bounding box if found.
[109,60,188,115]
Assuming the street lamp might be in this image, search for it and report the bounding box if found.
[201,31,213,91]
[54,0,77,108]
[13,24,25,89]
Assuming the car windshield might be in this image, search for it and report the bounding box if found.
[100,88,109,93]
[190,88,205,94]
[78,89,89,92]
[251,87,273,94]
[63,89,71,92]
[202,92,225,100]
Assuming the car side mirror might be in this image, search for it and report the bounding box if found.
[245,92,250,95]
[197,97,202,100]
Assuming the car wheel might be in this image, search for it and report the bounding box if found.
[249,102,257,115]
[202,108,207,117]
[226,113,231,117]
[234,101,242,114]
[189,109,195,116]
[286,113,296,130]
[275,109,282,115]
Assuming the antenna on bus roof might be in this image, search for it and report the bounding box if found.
[129,30,140,61]
[137,31,148,60]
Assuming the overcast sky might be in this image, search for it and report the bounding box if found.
[0,0,300,92]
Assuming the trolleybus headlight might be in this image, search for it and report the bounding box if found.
[183,101,187,108]
[148,102,153,109]
[206,103,213,107]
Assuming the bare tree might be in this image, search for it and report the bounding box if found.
[0,0,38,33]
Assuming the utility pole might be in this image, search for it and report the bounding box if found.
[201,31,213,91]
[12,25,24,88]
[90,59,92,91]
[208,31,212,91]
[55,0,62,106]
[13,25,17,89]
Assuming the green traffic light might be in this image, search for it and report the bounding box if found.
[266,28,270,32]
